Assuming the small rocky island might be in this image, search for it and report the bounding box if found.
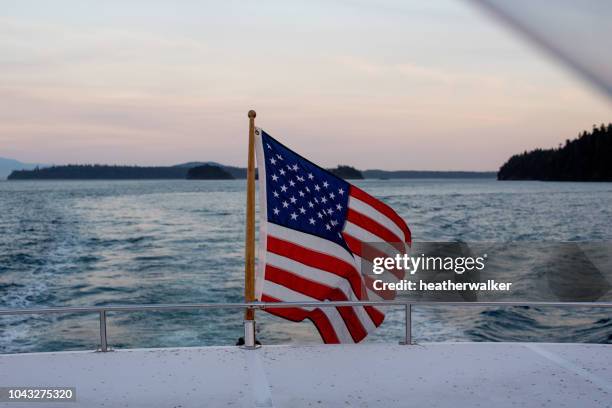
[328,165,363,179]
[186,164,234,180]
[498,124,612,181]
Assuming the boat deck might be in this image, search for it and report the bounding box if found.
[1,342,610,407]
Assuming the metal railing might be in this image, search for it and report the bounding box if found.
[0,301,611,352]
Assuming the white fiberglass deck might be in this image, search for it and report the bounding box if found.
[1,343,610,408]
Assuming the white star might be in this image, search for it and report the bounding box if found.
[279,169,286,176]
[305,186,310,193]
[292,164,299,171]
[280,185,288,192]
[331,219,338,226]
[308,173,314,180]
[321,196,328,204]
[327,208,334,214]
[276,154,283,160]
[298,190,305,197]
[266,143,272,149]
[270,158,276,165]
[308,201,314,208]
[286,164,292,170]
[299,207,306,214]
[282,201,289,208]
[309,218,315,225]
[273,191,279,198]
[317,212,323,219]
[336,203,342,210]
[273,208,280,215]
[325,224,331,230]
[338,188,344,195]
[290,212,298,220]
[329,192,335,199]
[271,174,279,182]
[338,232,343,238]
[323,181,329,188]
[314,184,320,191]
[296,176,304,182]
[314,197,319,203]
[289,180,295,187]
[290,196,297,204]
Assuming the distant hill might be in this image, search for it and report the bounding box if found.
[362,169,496,179]
[498,124,612,181]
[0,157,46,179]
[173,161,212,168]
[187,164,234,180]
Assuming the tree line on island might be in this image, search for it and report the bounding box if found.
[7,164,189,180]
[498,123,612,181]
[7,162,495,180]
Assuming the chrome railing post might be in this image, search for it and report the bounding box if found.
[99,310,108,352]
[401,303,413,345]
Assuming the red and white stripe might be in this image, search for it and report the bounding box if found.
[255,130,411,343]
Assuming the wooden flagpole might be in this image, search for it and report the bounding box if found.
[244,110,257,322]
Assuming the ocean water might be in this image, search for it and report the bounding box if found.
[0,179,611,353]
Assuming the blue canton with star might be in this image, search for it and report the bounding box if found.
[260,129,350,248]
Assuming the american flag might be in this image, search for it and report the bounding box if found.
[254,128,411,343]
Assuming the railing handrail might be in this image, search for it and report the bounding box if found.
[0,300,611,316]
[1,300,610,351]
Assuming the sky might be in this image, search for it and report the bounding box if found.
[1,0,611,171]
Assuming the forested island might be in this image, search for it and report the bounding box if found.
[498,124,612,181]
[328,165,363,179]
[7,162,495,180]
[186,164,234,179]
[8,165,187,180]
[362,170,495,179]
[175,162,246,178]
